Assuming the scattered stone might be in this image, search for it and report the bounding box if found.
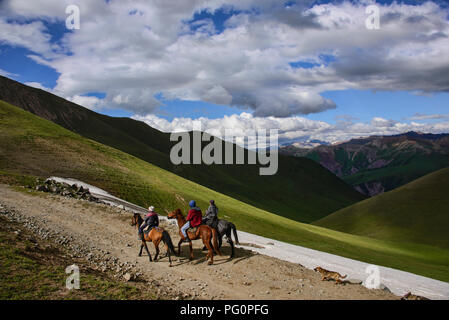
[31,179,100,203]
[401,292,430,300]
[347,279,363,285]
[123,273,133,282]
[379,284,391,293]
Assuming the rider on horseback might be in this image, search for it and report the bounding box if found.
[203,200,218,230]
[138,206,159,240]
[181,200,202,243]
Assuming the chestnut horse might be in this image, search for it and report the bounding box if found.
[167,209,222,265]
[131,213,177,267]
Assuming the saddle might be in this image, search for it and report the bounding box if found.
[143,226,161,234]
[187,226,199,234]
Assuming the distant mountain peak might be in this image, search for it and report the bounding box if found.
[280,130,449,197]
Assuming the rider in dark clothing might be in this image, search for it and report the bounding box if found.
[202,200,219,251]
[203,200,219,230]
[139,206,159,240]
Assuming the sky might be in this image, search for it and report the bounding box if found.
[1,0,449,145]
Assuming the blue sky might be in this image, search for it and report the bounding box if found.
[1,0,449,143]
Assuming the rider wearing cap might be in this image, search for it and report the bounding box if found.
[138,206,159,240]
[181,200,202,243]
[203,200,218,230]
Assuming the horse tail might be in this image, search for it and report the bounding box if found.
[212,227,222,256]
[231,223,240,245]
[162,230,177,256]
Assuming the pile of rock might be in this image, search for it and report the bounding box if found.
[33,179,100,203]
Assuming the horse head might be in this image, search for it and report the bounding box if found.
[131,212,141,226]
[167,208,182,220]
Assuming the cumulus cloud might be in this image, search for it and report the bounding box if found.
[1,0,449,116]
[133,112,449,146]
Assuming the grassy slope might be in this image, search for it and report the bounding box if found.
[342,154,449,192]
[0,76,364,223]
[315,167,449,249]
[1,100,448,282]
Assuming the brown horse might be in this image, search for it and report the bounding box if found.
[131,213,177,267]
[167,209,222,265]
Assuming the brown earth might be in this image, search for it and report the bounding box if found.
[0,184,398,300]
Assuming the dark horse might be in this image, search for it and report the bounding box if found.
[204,219,240,258]
[216,219,240,258]
[131,213,177,267]
[167,209,222,265]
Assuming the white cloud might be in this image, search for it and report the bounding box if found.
[0,68,18,78]
[1,0,449,117]
[408,113,449,121]
[66,95,104,111]
[133,112,449,146]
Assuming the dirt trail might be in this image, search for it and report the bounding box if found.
[0,184,397,300]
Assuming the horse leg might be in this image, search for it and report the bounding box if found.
[209,240,217,255]
[204,235,214,265]
[143,242,152,262]
[153,239,160,262]
[228,237,235,258]
[218,235,223,249]
[164,242,173,267]
[138,243,144,257]
[177,238,183,256]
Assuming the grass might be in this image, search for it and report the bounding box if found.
[1,100,449,283]
[315,167,449,249]
[343,154,449,193]
[0,216,158,300]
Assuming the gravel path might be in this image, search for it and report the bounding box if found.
[0,184,397,300]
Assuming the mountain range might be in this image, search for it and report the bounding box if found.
[0,76,365,223]
[281,132,449,196]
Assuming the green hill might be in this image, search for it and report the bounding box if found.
[314,167,449,249]
[0,76,365,223]
[1,100,449,282]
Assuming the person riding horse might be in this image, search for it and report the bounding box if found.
[181,200,202,243]
[201,200,219,251]
[138,206,159,240]
[202,200,218,230]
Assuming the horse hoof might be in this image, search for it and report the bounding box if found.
[208,261,213,265]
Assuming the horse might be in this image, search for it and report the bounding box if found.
[131,213,177,267]
[167,209,222,265]
[209,219,240,258]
